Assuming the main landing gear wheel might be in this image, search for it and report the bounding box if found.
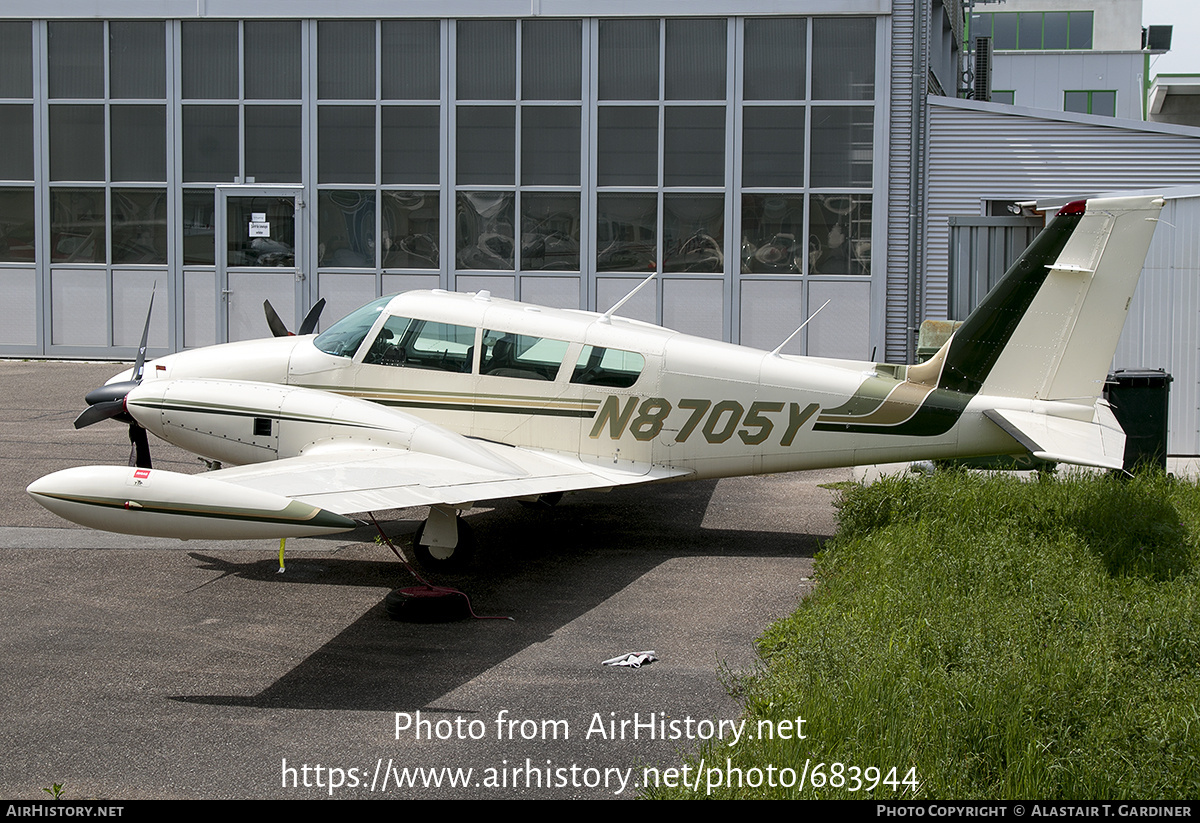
[412,516,475,572]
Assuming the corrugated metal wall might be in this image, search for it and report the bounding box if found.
[928,98,1200,452]
[885,0,918,363]
[1114,194,1200,455]
[927,97,1200,321]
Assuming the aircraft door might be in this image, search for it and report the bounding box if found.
[217,187,305,342]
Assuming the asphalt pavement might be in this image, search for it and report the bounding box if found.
[0,360,844,799]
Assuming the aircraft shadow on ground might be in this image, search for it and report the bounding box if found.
[174,479,824,711]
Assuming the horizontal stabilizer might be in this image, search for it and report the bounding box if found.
[983,405,1126,471]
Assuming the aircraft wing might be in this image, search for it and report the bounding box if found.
[28,375,692,540]
[982,403,1126,471]
[210,441,689,514]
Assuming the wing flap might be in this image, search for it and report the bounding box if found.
[983,404,1126,471]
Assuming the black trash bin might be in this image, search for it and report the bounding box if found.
[1104,369,1172,472]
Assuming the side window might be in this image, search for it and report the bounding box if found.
[408,321,476,372]
[361,316,476,373]
[362,315,413,366]
[480,330,569,380]
[570,345,645,388]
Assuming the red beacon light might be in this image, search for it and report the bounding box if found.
[1057,200,1087,216]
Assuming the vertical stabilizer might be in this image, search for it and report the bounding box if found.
[937,195,1163,402]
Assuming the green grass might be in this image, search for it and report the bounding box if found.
[647,471,1200,799]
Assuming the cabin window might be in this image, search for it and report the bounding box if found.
[480,330,569,380]
[360,315,475,372]
[570,345,644,388]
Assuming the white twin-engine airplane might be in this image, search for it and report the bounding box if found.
[28,194,1163,569]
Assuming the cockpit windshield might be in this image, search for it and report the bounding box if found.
[313,295,395,358]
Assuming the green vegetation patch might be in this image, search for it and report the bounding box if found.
[649,472,1200,799]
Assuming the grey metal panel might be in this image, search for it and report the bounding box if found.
[0,268,37,346]
[182,269,216,348]
[317,272,377,336]
[50,269,106,347]
[927,97,1200,323]
[596,276,656,325]
[382,272,439,297]
[663,277,723,340]
[808,280,870,359]
[1112,195,1200,454]
[884,0,915,363]
[112,269,168,348]
[739,279,803,354]
[519,275,580,310]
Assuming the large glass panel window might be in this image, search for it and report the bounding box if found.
[456,107,515,186]
[741,195,804,274]
[112,189,167,264]
[663,107,725,187]
[665,19,726,100]
[50,189,105,263]
[182,21,237,99]
[49,105,104,182]
[318,106,376,183]
[111,106,166,182]
[182,190,215,265]
[522,107,581,186]
[812,18,874,100]
[664,195,724,273]
[521,193,580,271]
[743,108,805,188]
[109,22,165,99]
[0,105,34,181]
[319,191,376,268]
[319,21,376,100]
[182,106,238,183]
[246,106,302,183]
[599,19,659,101]
[0,189,35,262]
[48,22,103,99]
[0,22,32,98]
[457,192,514,270]
[245,21,302,100]
[810,107,873,188]
[382,107,440,184]
[382,21,440,100]
[458,20,515,100]
[809,194,871,275]
[597,107,658,186]
[597,194,656,272]
[382,191,439,269]
[522,19,582,101]
[744,18,806,100]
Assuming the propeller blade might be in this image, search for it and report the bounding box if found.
[263,299,291,338]
[128,423,152,469]
[74,400,127,430]
[132,287,155,384]
[297,298,326,336]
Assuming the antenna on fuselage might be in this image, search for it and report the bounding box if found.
[600,271,657,324]
[770,299,831,357]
